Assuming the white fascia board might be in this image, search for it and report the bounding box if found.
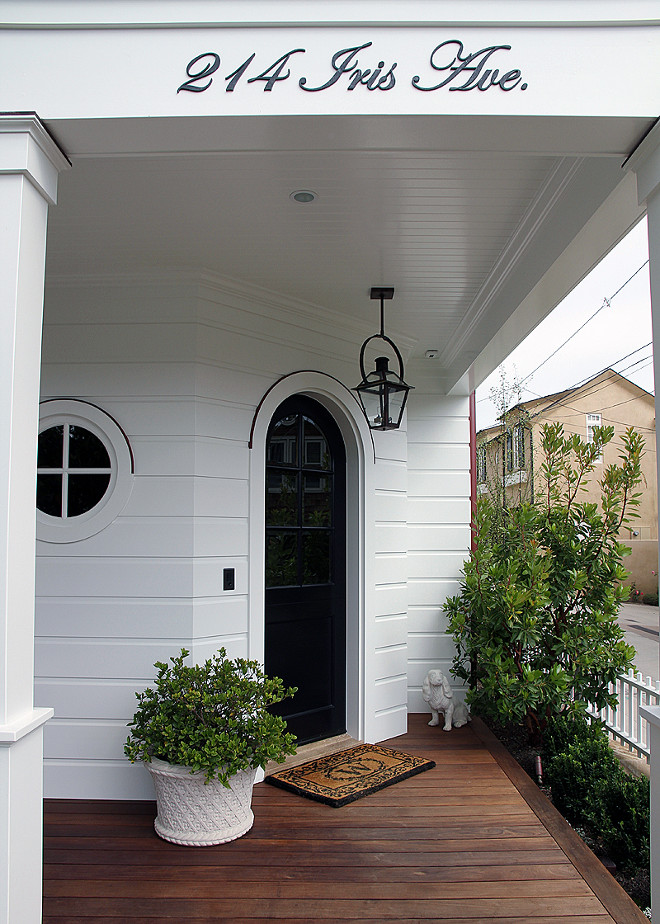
[458,169,645,393]
[1,1,659,28]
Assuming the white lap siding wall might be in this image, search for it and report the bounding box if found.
[33,272,474,799]
[36,276,204,799]
[406,380,472,715]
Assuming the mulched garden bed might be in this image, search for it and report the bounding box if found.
[486,718,651,914]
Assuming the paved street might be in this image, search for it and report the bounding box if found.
[618,602,659,682]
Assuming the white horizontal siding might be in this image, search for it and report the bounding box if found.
[42,759,154,801]
[36,678,146,720]
[408,471,470,496]
[406,390,471,715]
[408,497,471,524]
[40,361,196,399]
[41,322,197,364]
[193,476,249,518]
[37,519,195,559]
[374,525,408,553]
[373,554,406,586]
[37,278,261,797]
[407,634,457,662]
[368,428,409,733]
[407,606,454,634]
[407,576,463,608]
[407,443,470,471]
[374,490,408,521]
[44,720,129,761]
[374,645,408,680]
[407,417,470,444]
[36,273,473,796]
[122,476,194,517]
[374,582,408,618]
[407,551,465,582]
[407,525,471,552]
[374,615,407,649]
[35,638,193,680]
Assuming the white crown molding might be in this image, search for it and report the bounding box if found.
[439,156,584,369]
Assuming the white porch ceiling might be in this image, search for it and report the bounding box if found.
[43,113,650,391]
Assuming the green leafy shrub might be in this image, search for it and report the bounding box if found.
[598,772,650,870]
[544,723,617,823]
[125,648,297,785]
[446,423,642,742]
[543,715,649,873]
[543,712,612,764]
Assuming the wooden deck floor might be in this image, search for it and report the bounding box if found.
[43,715,648,923]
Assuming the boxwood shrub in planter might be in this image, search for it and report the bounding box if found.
[125,648,297,845]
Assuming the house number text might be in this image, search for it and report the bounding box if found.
[177,40,528,95]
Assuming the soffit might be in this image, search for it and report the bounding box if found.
[43,113,650,391]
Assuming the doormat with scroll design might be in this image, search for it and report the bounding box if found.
[265,743,435,807]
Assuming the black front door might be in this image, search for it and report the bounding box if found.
[265,395,346,744]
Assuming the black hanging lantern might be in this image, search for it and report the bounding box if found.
[354,287,413,431]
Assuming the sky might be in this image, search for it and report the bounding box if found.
[475,218,653,431]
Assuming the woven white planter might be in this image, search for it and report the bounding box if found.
[146,757,256,846]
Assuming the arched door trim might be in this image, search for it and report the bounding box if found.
[247,371,373,746]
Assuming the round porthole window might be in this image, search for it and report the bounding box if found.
[36,400,134,543]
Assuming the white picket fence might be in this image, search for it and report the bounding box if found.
[586,669,660,760]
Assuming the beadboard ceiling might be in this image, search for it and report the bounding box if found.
[44,113,649,390]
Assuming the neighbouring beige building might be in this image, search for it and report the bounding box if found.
[477,370,657,595]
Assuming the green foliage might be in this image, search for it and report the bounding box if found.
[479,367,534,508]
[543,715,649,873]
[446,423,643,740]
[124,648,297,785]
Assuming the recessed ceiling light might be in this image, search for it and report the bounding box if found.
[290,190,318,203]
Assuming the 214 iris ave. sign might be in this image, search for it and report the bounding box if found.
[177,40,529,95]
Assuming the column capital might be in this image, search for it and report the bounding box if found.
[0,707,53,746]
[0,112,69,204]
[625,121,660,207]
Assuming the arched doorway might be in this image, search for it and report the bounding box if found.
[265,394,346,744]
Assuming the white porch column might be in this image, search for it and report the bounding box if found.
[627,124,660,678]
[0,115,68,924]
[629,123,660,922]
[641,706,660,917]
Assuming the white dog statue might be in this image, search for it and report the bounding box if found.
[422,669,469,731]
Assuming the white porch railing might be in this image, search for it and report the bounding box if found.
[586,669,660,760]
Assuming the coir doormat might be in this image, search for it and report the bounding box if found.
[265,743,435,807]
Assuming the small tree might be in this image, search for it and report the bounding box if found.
[478,367,534,511]
[446,423,643,742]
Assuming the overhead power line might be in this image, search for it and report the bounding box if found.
[519,259,649,388]
[531,347,653,420]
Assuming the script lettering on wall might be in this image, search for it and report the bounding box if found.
[177,40,528,95]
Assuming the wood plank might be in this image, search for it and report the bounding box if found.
[43,847,571,867]
[43,877,598,899]
[43,862,582,883]
[43,918,614,924]
[42,896,612,918]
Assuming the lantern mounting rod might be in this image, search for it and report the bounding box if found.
[370,287,394,337]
